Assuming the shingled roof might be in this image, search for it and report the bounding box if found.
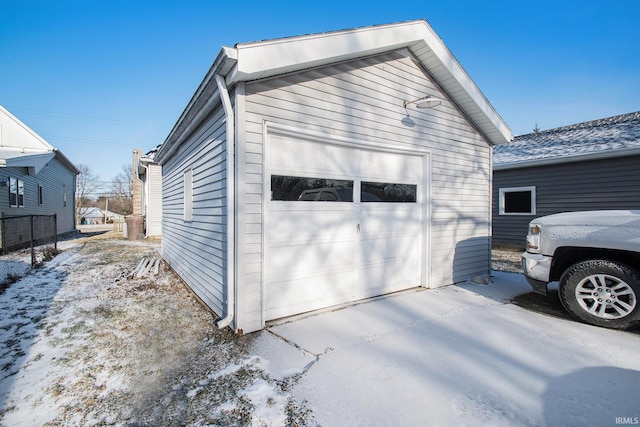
[493,111,640,170]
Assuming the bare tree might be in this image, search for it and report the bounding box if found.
[109,164,133,216]
[75,164,99,224]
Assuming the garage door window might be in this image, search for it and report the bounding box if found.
[361,182,417,203]
[271,175,353,202]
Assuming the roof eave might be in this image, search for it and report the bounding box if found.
[1,152,54,175]
[155,47,238,164]
[231,20,512,145]
[0,105,56,152]
[54,149,80,175]
[157,19,512,164]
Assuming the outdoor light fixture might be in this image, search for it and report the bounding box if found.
[403,95,442,109]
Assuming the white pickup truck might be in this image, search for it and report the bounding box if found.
[522,210,640,329]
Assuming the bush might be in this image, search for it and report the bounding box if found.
[0,273,20,294]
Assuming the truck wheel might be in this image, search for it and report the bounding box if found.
[558,259,640,329]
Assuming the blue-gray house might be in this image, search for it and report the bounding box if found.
[492,111,640,246]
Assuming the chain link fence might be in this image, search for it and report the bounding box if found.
[0,214,57,266]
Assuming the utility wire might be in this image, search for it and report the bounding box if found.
[5,105,155,128]
[44,133,142,148]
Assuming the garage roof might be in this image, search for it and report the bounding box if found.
[159,20,512,162]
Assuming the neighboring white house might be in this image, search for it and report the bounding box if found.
[132,146,162,238]
[0,105,78,248]
[155,20,513,333]
[78,207,104,224]
[78,207,125,224]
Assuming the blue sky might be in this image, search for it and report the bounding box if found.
[2,1,639,189]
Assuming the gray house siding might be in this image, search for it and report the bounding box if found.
[492,154,640,246]
[0,155,76,235]
[161,104,229,316]
[236,49,492,330]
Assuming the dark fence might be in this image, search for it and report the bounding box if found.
[0,214,57,266]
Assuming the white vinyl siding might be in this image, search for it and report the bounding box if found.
[161,104,229,317]
[235,49,491,331]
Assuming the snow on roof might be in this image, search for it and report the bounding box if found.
[493,111,640,169]
[78,207,103,218]
[143,144,162,160]
[78,207,125,219]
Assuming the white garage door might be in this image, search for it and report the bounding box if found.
[265,133,425,320]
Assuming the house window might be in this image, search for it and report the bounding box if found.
[271,175,353,202]
[499,186,536,215]
[184,169,193,221]
[9,177,24,207]
[18,180,24,207]
[9,177,17,207]
[38,184,44,205]
[361,182,417,203]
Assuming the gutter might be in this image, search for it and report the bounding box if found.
[214,73,236,329]
[153,47,238,329]
[137,160,149,228]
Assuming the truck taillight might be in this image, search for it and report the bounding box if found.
[527,225,541,253]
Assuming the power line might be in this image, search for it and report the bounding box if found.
[5,105,155,128]
[6,105,165,149]
[44,133,142,148]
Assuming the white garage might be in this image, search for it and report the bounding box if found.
[155,20,512,333]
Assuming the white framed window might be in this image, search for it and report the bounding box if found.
[184,169,193,222]
[38,184,44,205]
[9,177,24,208]
[18,180,24,207]
[499,186,536,215]
[9,177,17,207]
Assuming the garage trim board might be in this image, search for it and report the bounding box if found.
[263,122,432,320]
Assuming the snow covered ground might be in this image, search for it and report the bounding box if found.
[1,233,639,426]
[266,277,640,426]
[0,234,310,426]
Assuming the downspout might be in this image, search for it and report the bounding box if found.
[215,74,235,329]
[138,160,149,237]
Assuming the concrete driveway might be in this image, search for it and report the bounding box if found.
[250,272,640,426]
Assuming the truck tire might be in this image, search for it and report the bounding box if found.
[558,259,640,329]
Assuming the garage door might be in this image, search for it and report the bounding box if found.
[265,134,425,320]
